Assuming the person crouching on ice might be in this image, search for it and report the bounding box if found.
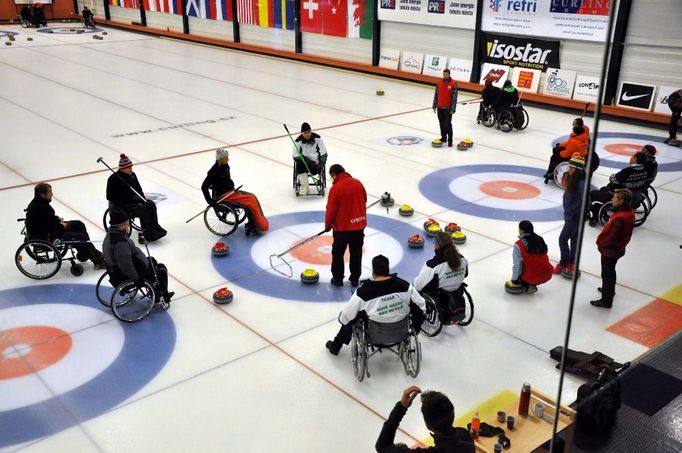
[506,220,553,295]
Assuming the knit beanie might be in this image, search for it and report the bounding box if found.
[301,122,312,132]
[109,207,129,226]
[642,144,656,158]
[215,148,229,160]
[118,154,133,169]
[569,152,585,170]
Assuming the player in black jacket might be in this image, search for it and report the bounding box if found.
[589,152,648,223]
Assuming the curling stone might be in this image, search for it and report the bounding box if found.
[69,28,76,32]
[560,267,581,280]
[213,287,233,304]
[456,141,468,151]
[300,268,320,284]
[376,88,385,96]
[9,35,15,41]
[93,35,103,40]
[444,223,461,233]
[398,204,414,217]
[27,37,33,41]
[47,30,54,33]
[425,224,442,237]
[463,138,474,148]
[380,196,395,207]
[102,31,108,35]
[407,234,425,248]
[431,138,443,148]
[451,230,467,245]
[423,218,439,231]
[77,29,84,34]
[4,41,11,46]
[504,280,524,295]
[211,241,229,257]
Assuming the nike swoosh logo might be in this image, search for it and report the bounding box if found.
[621,92,649,102]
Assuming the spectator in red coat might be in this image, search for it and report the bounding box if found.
[325,164,367,287]
[592,189,635,308]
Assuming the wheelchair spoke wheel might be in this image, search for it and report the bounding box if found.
[498,111,514,132]
[420,294,443,337]
[351,326,367,382]
[203,203,238,236]
[15,240,61,279]
[95,270,115,307]
[553,162,569,189]
[102,208,134,237]
[517,108,530,130]
[598,202,612,227]
[457,289,475,327]
[403,333,421,378]
[645,186,658,210]
[111,281,156,322]
[634,200,649,227]
[482,109,496,128]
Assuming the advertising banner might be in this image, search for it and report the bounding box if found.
[479,63,510,87]
[616,82,656,111]
[572,75,600,102]
[401,51,424,74]
[541,67,576,99]
[482,0,613,42]
[447,58,473,82]
[482,32,559,72]
[653,85,678,114]
[379,48,401,70]
[378,0,476,29]
[423,55,448,77]
[510,68,541,93]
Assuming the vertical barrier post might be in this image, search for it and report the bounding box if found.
[181,0,189,33]
[371,0,380,66]
[103,0,111,21]
[604,0,632,105]
[232,0,240,42]
[294,0,302,53]
[470,0,483,83]
[139,0,147,26]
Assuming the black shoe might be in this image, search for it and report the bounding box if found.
[590,298,612,308]
[164,291,175,303]
[326,339,341,356]
[330,278,343,287]
[350,279,359,288]
[245,225,252,237]
[447,141,453,147]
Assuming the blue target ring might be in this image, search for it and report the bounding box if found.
[37,27,101,34]
[0,284,175,447]
[212,211,432,302]
[553,132,682,171]
[420,164,565,222]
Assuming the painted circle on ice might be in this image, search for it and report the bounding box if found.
[37,27,100,34]
[420,164,565,221]
[552,132,682,171]
[0,284,175,448]
[212,211,433,302]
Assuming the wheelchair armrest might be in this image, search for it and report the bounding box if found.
[17,218,26,222]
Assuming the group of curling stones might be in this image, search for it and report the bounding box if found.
[432,137,474,150]
[408,218,467,250]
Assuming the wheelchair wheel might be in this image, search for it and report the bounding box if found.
[644,186,658,210]
[70,263,84,276]
[102,207,134,238]
[498,111,514,133]
[597,202,612,227]
[203,203,239,236]
[95,270,115,307]
[110,280,156,322]
[633,199,649,227]
[15,240,62,279]
[420,293,443,337]
[516,108,530,130]
[553,161,570,189]
[482,108,496,128]
[456,288,475,327]
[351,324,367,382]
[401,331,421,378]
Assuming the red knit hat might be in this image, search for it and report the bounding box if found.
[118,154,133,169]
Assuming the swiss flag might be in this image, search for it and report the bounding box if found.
[300,0,322,33]
[322,0,347,36]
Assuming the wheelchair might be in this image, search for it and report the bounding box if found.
[293,161,326,197]
[203,201,247,236]
[642,185,658,211]
[95,268,170,322]
[350,316,421,382]
[553,161,570,189]
[102,204,143,239]
[19,15,35,28]
[593,192,649,228]
[479,102,529,133]
[420,284,474,337]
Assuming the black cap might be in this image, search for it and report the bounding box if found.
[109,207,129,226]
[301,122,311,132]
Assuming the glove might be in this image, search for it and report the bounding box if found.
[324,225,332,233]
[320,155,327,165]
[207,199,219,208]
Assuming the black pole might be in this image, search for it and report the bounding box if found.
[604,0,632,105]
[181,0,189,33]
[232,0,240,42]
[72,0,79,17]
[139,1,147,26]
[103,0,110,21]
[371,0,380,66]
[294,0,301,53]
[470,0,484,83]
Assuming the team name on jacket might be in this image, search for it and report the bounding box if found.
[339,276,426,325]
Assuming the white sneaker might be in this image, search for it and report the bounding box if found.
[297,174,309,195]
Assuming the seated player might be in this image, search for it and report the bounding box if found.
[544,118,591,183]
[497,80,519,111]
[26,182,106,269]
[325,255,426,355]
[642,144,658,189]
[20,4,34,26]
[507,220,553,294]
[201,148,269,236]
[478,78,500,122]
[293,122,327,195]
[82,6,95,28]
[588,152,648,223]
[106,154,167,244]
[32,4,47,27]
[413,232,468,324]
[102,208,174,303]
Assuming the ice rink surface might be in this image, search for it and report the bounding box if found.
[1,24,681,452]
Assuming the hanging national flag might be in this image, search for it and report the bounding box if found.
[272,0,294,29]
[348,0,372,39]
[110,0,138,8]
[257,0,273,27]
[300,0,322,33]
[322,0,346,36]
[143,0,160,11]
[186,0,205,17]
[238,0,258,24]
[208,0,232,20]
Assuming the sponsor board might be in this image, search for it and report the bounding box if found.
[447,58,473,81]
[541,67,576,99]
[378,0,476,30]
[422,54,448,76]
[482,32,560,71]
[400,51,424,74]
[572,75,600,103]
[653,85,679,114]
[479,63,510,87]
[616,81,656,111]
[379,48,401,70]
[510,67,541,93]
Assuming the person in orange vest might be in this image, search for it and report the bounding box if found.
[591,189,635,308]
[544,118,593,183]
[432,69,458,147]
[506,220,553,294]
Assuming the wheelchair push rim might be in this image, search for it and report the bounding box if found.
[351,325,367,382]
[15,239,62,279]
[110,280,156,322]
[420,293,443,337]
[203,203,239,236]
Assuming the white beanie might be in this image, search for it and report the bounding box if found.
[215,148,229,160]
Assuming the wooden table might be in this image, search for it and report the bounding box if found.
[474,388,576,453]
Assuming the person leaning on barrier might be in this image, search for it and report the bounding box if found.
[102,208,174,303]
[26,182,106,269]
[375,386,475,453]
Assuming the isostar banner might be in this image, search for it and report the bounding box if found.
[482,33,559,71]
[378,0,476,30]
[482,0,613,42]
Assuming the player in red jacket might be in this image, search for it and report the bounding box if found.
[432,69,458,147]
[325,164,367,287]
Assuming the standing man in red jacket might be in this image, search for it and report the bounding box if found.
[592,189,635,308]
[432,69,458,147]
[325,164,367,287]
